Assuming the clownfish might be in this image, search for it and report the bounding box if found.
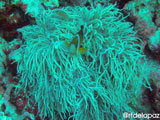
[64,25,87,54]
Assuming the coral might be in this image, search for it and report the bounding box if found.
[19,0,44,16]
[123,0,156,40]
[10,3,152,120]
[149,28,160,52]
[20,0,59,16]
[0,1,5,9]
[0,3,30,42]
[148,27,160,62]
[40,0,59,8]
[0,37,7,76]
[69,0,88,6]
[0,87,35,120]
[123,0,160,46]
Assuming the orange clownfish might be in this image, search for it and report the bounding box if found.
[64,25,87,54]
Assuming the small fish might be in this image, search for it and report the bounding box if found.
[70,25,84,45]
[64,25,87,54]
[55,9,71,20]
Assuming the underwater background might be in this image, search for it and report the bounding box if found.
[0,0,160,120]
